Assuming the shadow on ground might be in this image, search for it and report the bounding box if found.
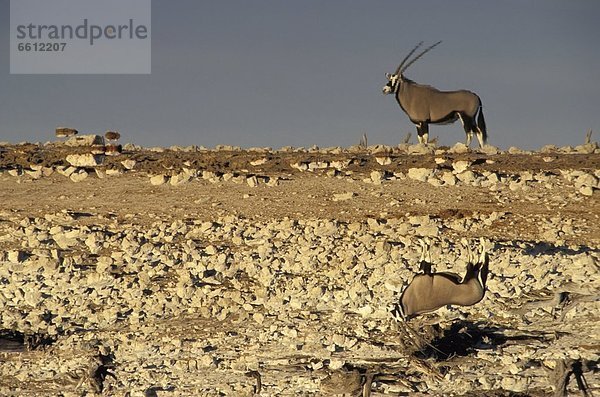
[415,321,549,361]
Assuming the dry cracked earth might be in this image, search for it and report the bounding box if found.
[0,140,599,396]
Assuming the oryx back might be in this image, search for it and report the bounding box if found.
[398,80,481,125]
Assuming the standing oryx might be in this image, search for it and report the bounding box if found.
[382,41,488,148]
[392,238,489,321]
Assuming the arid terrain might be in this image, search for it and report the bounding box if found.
[0,139,599,396]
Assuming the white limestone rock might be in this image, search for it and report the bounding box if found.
[250,158,268,166]
[69,170,88,182]
[407,144,434,155]
[580,186,594,196]
[448,142,470,154]
[330,160,351,170]
[66,153,104,167]
[375,156,392,165]
[370,170,385,184]
[121,159,136,170]
[170,173,191,186]
[7,250,25,263]
[407,167,433,182]
[441,172,457,186]
[150,174,167,185]
[452,160,472,174]
[333,192,356,201]
[479,145,500,155]
[247,176,259,187]
[456,170,477,185]
[65,134,104,147]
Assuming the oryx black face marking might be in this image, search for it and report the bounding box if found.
[382,41,488,148]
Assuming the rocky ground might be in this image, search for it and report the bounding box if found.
[0,139,599,396]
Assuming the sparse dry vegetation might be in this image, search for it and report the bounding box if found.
[0,140,599,396]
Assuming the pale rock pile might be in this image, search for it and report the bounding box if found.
[148,169,280,188]
[0,211,597,395]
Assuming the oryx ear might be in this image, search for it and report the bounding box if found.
[385,73,392,80]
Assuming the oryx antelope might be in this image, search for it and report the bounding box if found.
[392,238,489,320]
[382,41,488,148]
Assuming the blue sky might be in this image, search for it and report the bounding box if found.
[1,0,599,149]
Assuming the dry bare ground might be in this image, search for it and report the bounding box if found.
[0,141,599,396]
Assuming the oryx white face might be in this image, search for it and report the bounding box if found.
[382,73,399,95]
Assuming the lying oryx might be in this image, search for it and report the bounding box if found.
[392,238,489,320]
[382,41,488,148]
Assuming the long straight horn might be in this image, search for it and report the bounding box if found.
[418,238,431,274]
[478,237,488,264]
[394,41,424,74]
[401,40,442,74]
[477,237,490,288]
[461,238,474,264]
[418,238,426,262]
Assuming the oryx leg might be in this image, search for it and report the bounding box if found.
[415,122,429,145]
[475,129,485,148]
[458,113,475,147]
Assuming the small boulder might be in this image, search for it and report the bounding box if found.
[333,192,357,201]
[70,170,88,182]
[121,159,136,170]
[150,175,167,186]
[449,142,470,154]
[452,160,472,174]
[65,134,104,147]
[407,168,433,182]
[66,153,104,167]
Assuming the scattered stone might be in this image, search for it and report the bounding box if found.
[150,175,168,186]
[7,250,25,262]
[290,162,308,171]
[375,156,392,165]
[333,192,356,201]
[579,186,594,196]
[452,160,472,174]
[65,134,104,147]
[441,172,457,186]
[66,153,105,167]
[508,146,528,154]
[121,159,136,170]
[456,170,477,184]
[330,160,351,170]
[407,168,433,182]
[247,176,259,187]
[170,173,191,186]
[69,170,88,182]
[479,145,500,155]
[250,158,268,166]
[370,170,385,184]
[266,177,280,187]
[24,169,42,179]
[408,144,434,155]
[448,142,470,154]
